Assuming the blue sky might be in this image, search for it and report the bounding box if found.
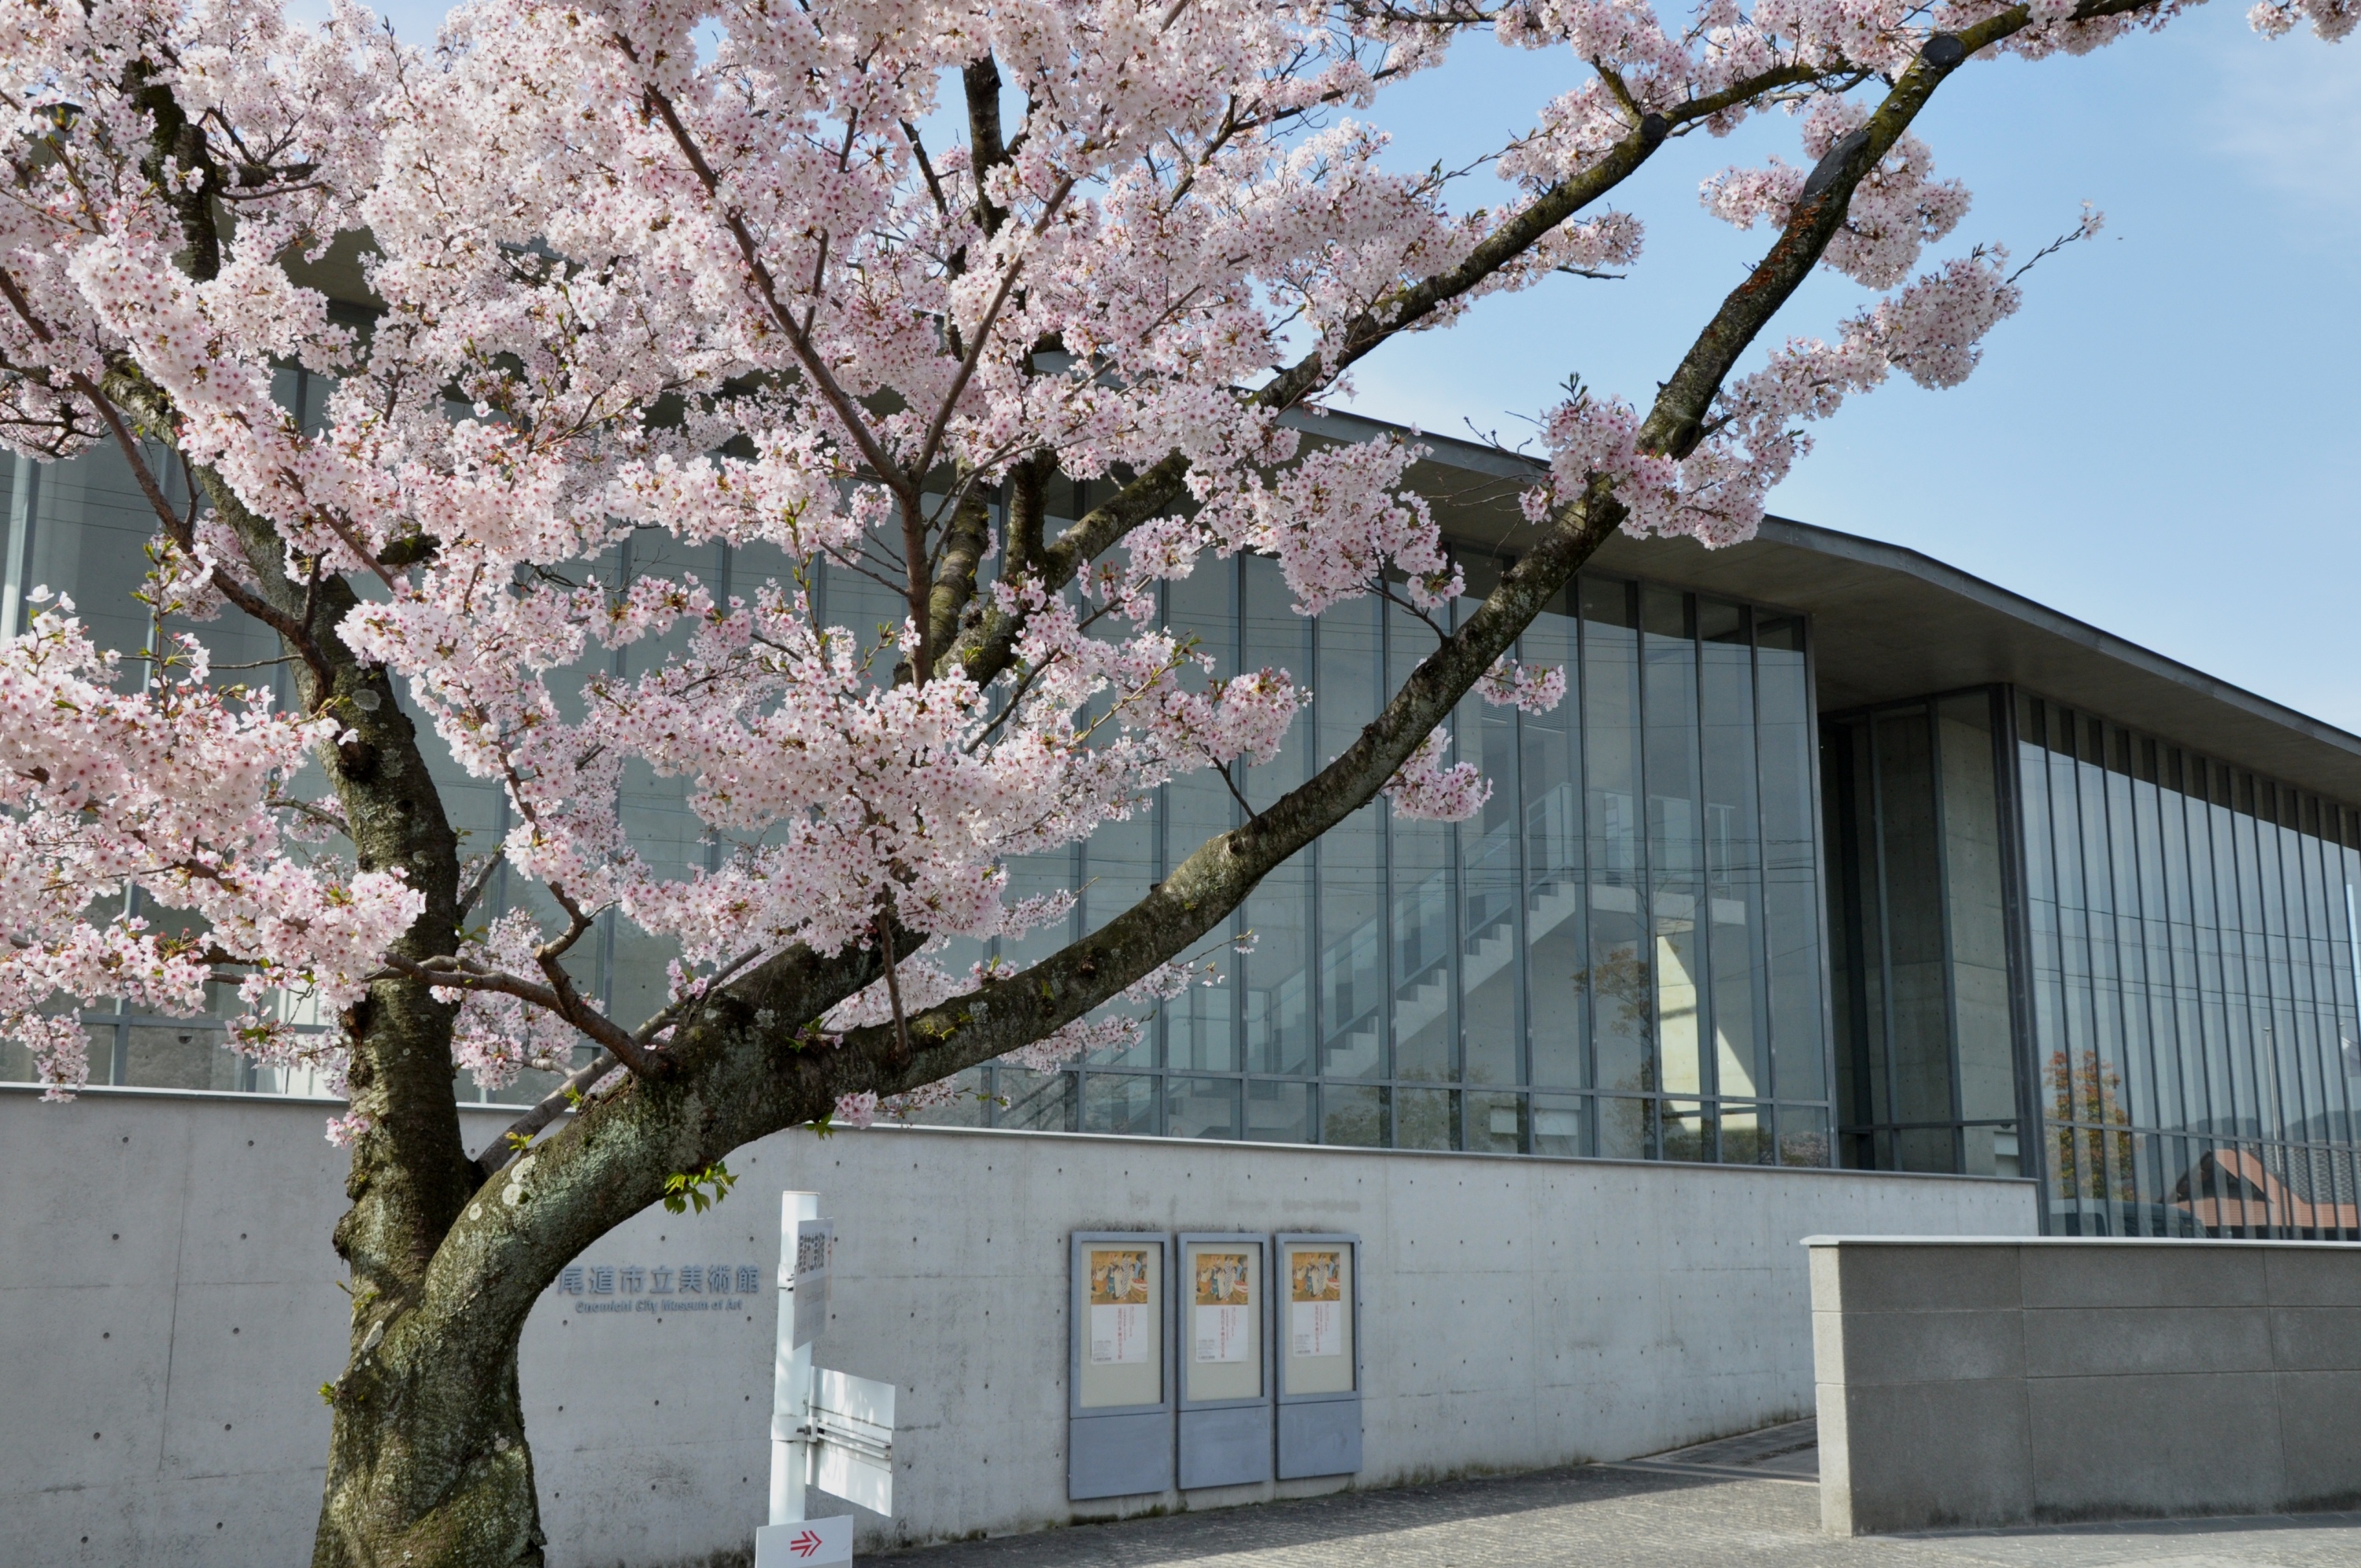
[319,1,2360,729]
[1339,9,2361,732]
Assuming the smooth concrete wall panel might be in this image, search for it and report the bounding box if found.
[2271,1306,2361,1370]
[2023,1371,2285,1520]
[1824,1377,2035,1529]
[2,1089,2033,1567]
[2277,1369,2361,1505]
[2017,1241,2270,1309]
[0,1092,351,1565]
[1812,1237,2361,1535]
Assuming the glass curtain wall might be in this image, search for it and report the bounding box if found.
[2,426,1838,1165]
[1823,690,2023,1177]
[2016,694,2361,1237]
[927,559,1835,1164]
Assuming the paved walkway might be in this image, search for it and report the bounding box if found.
[879,1422,2361,1567]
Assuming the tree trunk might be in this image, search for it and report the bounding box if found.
[292,654,542,1566]
[313,1334,541,1568]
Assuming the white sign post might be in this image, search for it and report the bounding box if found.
[767,1191,821,1531]
[757,1193,895,1568]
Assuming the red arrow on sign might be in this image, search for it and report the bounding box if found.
[788,1530,823,1559]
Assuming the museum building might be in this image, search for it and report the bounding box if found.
[7,397,2361,1244]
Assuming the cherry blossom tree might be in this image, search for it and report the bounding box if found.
[0,0,2345,1559]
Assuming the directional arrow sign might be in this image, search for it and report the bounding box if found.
[754,1515,852,1566]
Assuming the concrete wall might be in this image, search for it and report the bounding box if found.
[1,1088,2034,1566]
[1810,1236,2361,1535]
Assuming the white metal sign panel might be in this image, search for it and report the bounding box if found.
[810,1368,896,1516]
[792,1219,833,1349]
[754,1515,852,1565]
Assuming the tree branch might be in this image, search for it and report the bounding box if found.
[936,58,1831,692]
[630,64,911,502]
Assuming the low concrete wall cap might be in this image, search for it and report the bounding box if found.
[1803,1234,2361,1250]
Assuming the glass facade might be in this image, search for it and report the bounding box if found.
[915,562,1836,1162]
[2015,695,2361,1237]
[0,401,517,1099]
[1,435,1838,1162]
[1824,692,2024,1178]
[1827,683,2361,1236]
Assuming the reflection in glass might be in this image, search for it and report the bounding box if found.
[1469,1090,1524,1153]
[998,1068,1076,1132]
[1643,587,1704,1101]
[1246,855,1314,1077]
[1395,1087,1457,1150]
[1084,1074,1160,1136]
[1759,616,1825,1101]
[1827,692,2018,1177]
[1720,1103,1770,1165]
[1583,578,1650,1094]
[1317,593,1387,1086]
[1321,1083,1386,1147]
[1390,600,1456,1085]
[1660,1099,1710,1163]
[1778,1105,1831,1168]
[1167,1077,1241,1140]
[1245,1079,1311,1144]
[1701,600,1765,1103]
[1520,599,1587,1090]
[1532,1094,1583,1157]
[2019,697,2361,1238]
[1597,1094,1651,1160]
[1460,645,1523,1091]
[124,1024,245,1092]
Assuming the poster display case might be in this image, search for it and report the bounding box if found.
[1273,1233,1362,1479]
[1173,1233,1273,1489]
[1066,1231,1173,1500]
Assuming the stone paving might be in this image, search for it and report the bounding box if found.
[878,1421,2361,1567]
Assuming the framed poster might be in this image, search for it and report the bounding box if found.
[1180,1235,1264,1403]
[1175,1232,1273,1490]
[1067,1231,1173,1500]
[1279,1238,1355,1395]
[1273,1232,1362,1479]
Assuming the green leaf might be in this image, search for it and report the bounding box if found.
[660,1160,737,1215]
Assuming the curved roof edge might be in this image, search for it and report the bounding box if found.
[1288,401,2361,803]
[1751,515,2361,771]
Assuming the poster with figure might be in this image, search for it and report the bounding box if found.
[1290,1249,1343,1359]
[1088,1248,1151,1364]
[1192,1250,1251,1363]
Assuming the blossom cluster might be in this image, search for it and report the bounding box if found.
[0,598,417,1096]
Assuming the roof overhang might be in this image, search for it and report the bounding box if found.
[1288,407,2361,806]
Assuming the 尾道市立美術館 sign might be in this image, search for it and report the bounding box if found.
[552,1259,764,1315]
